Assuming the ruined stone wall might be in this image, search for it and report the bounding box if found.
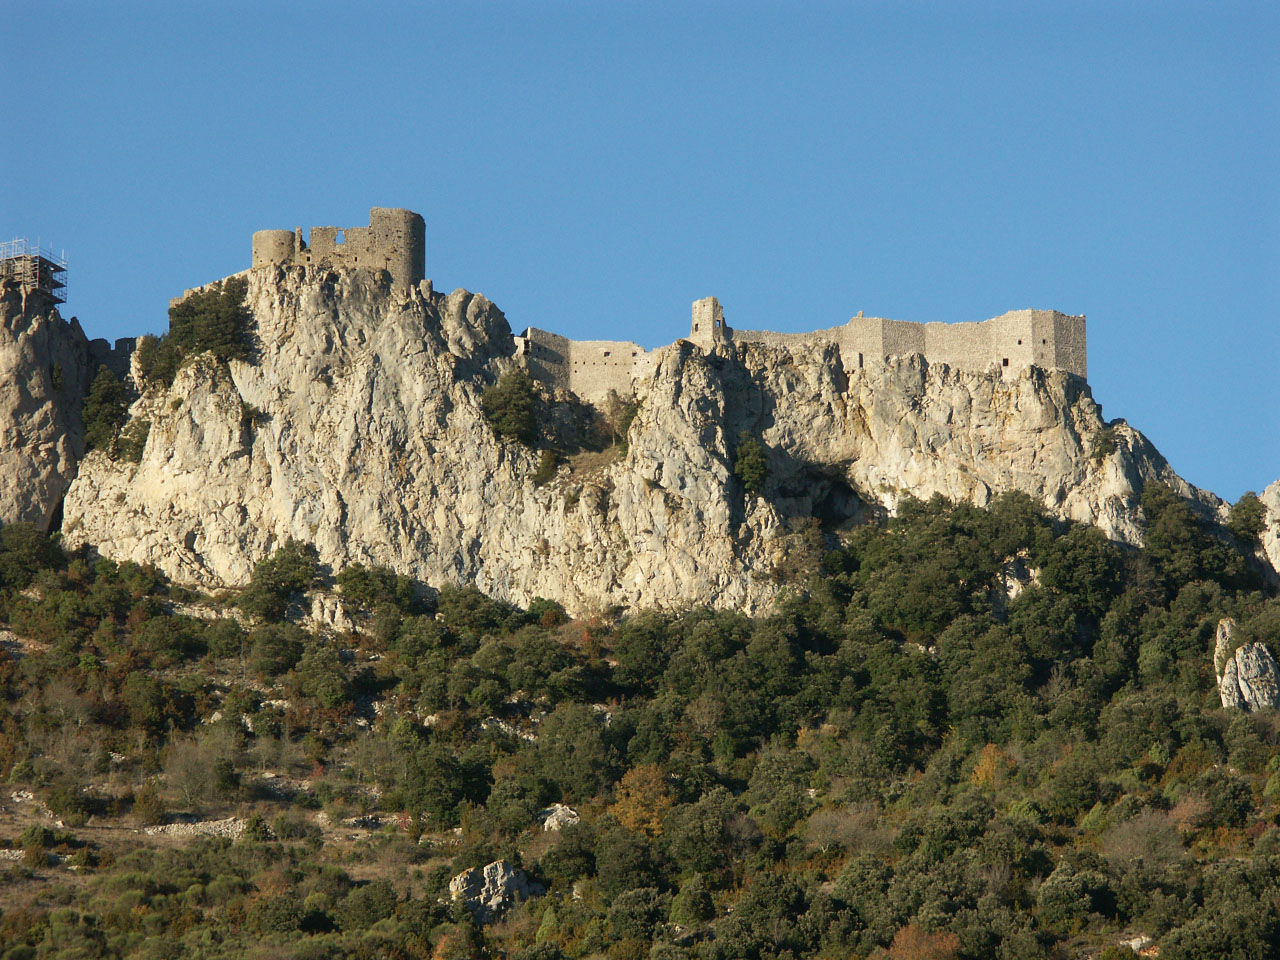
[252,208,425,289]
[516,327,571,393]
[516,327,657,404]
[1052,312,1087,380]
[567,340,656,404]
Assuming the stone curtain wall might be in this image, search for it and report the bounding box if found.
[515,327,658,404]
[726,311,1084,383]
[566,340,657,404]
[523,303,1088,408]
[516,328,572,392]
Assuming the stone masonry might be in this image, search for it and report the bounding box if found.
[238,208,1084,408]
[251,207,425,290]
[515,296,1087,406]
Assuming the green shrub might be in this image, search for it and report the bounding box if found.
[0,523,64,590]
[336,562,417,612]
[81,367,128,453]
[137,277,253,388]
[533,449,559,485]
[132,783,167,826]
[240,540,320,621]
[482,371,537,444]
[1228,492,1267,546]
[117,418,150,462]
[734,433,768,493]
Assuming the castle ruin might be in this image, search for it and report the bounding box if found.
[517,297,1086,405]
[251,207,425,290]
[240,207,1085,407]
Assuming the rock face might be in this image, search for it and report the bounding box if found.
[1214,618,1280,711]
[0,280,93,528]
[59,266,1236,614]
[1261,480,1280,581]
[449,859,536,923]
[537,803,580,832]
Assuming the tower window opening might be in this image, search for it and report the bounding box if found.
[1002,358,1009,367]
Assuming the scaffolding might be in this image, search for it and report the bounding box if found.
[0,238,68,304]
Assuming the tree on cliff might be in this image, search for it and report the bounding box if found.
[81,367,128,452]
[137,276,253,386]
[481,371,537,445]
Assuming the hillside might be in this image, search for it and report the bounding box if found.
[0,489,1278,959]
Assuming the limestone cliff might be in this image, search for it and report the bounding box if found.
[1261,480,1280,578]
[59,267,1229,614]
[0,279,94,528]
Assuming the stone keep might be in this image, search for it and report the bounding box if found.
[251,207,425,290]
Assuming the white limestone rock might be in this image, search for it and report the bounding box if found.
[0,281,94,528]
[449,859,538,923]
[58,265,1244,615]
[1215,618,1280,712]
[537,803,580,832]
[1260,480,1280,582]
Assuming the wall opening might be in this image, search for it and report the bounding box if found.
[1002,358,1009,367]
[335,230,346,245]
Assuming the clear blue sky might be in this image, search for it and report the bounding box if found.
[4,1,1276,502]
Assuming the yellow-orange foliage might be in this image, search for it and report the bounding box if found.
[610,763,675,838]
[971,743,1015,788]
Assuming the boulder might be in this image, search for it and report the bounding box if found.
[1214,618,1280,711]
[537,803,580,832]
[449,859,539,923]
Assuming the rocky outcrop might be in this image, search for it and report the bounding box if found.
[1261,480,1280,580]
[449,859,538,923]
[537,803,580,832]
[0,280,94,528]
[58,266,1237,614]
[1214,618,1280,711]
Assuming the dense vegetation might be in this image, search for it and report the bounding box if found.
[0,487,1277,959]
[482,372,538,445]
[135,277,253,387]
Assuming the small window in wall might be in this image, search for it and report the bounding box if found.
[632,352,637,357]
[1042,339,1047,345]
[858,352,864,368]
[1017,339,1022,345]
[603,351,611,357]
[693,323,699,332]
[1002,358,1009,367]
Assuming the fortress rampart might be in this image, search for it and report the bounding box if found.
[251,207,425,290]
[689,297,1086,383]
[515,327,660,405]
[199,208,1086,408]
[518,297,1086,405]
